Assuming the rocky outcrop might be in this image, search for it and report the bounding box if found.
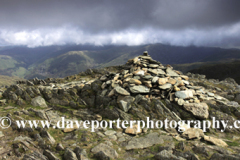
[31,96,48,108]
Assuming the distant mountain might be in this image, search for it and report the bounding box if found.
[0,43,240,79]
[187,60,240,84]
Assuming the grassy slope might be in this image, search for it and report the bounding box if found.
[0,75,24,86]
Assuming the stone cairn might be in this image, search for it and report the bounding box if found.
[100,51,222,108]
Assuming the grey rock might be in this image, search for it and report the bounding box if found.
[192,146,209,157]
[23,151,47,160]
[119,100,131,112]
[74,147,88,160]
[108,135,117,141]
[173,151,199,160]
[148,64,159,68]
[40,130,56,144]
[115,86,130,96]
[152,77,159,83]
[91,143,118,159]
[177,99,185,106]
[159,83,172,90]
[43,150,59,160]
[126,132,164,150]
[182,128,204,140]
[31,96,48,108]
[183,103,209,119]
[129,85,150,93]
[95,151,110,160]
[166,68,179,77]
[104,130,116,136]
[210,153,240,160]
[155,150,186,160]
[175,90,193,99]
[148,69,165,75]
[122,70,129,75]
[207,92,215,97]
[64,148,78,160]
[56,143,64,151]
[34,110,48,120]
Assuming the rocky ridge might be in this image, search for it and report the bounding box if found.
[0,51,240,159]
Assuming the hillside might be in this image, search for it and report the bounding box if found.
[0,44,240,79]
[188,60,240,84]
[0,75,24,87]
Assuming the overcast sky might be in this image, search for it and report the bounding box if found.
[0,0,240,48]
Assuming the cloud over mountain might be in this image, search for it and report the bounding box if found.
[0,0,240,48]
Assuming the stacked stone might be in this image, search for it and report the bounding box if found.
[100,51,224,109]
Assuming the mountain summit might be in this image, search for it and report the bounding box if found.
[1,51,240,159]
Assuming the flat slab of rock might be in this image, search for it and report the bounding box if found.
[175,90,193,99]
[129,85,150,93]
[204,136,228,147]
[125,132,164,150]
[148,64,159,68]
[183,103,209,119]
[148,68,166,75]
[115,87,130,96]
[159,83,172,90]
[43,150,60,160]
[91,143,118,159]
[166,68,179,77]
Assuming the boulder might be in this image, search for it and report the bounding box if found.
[31,96,48,108]
[183,103,209,119]
[115,86,130,96]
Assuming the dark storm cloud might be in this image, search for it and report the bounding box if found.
[0,0,240,47]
